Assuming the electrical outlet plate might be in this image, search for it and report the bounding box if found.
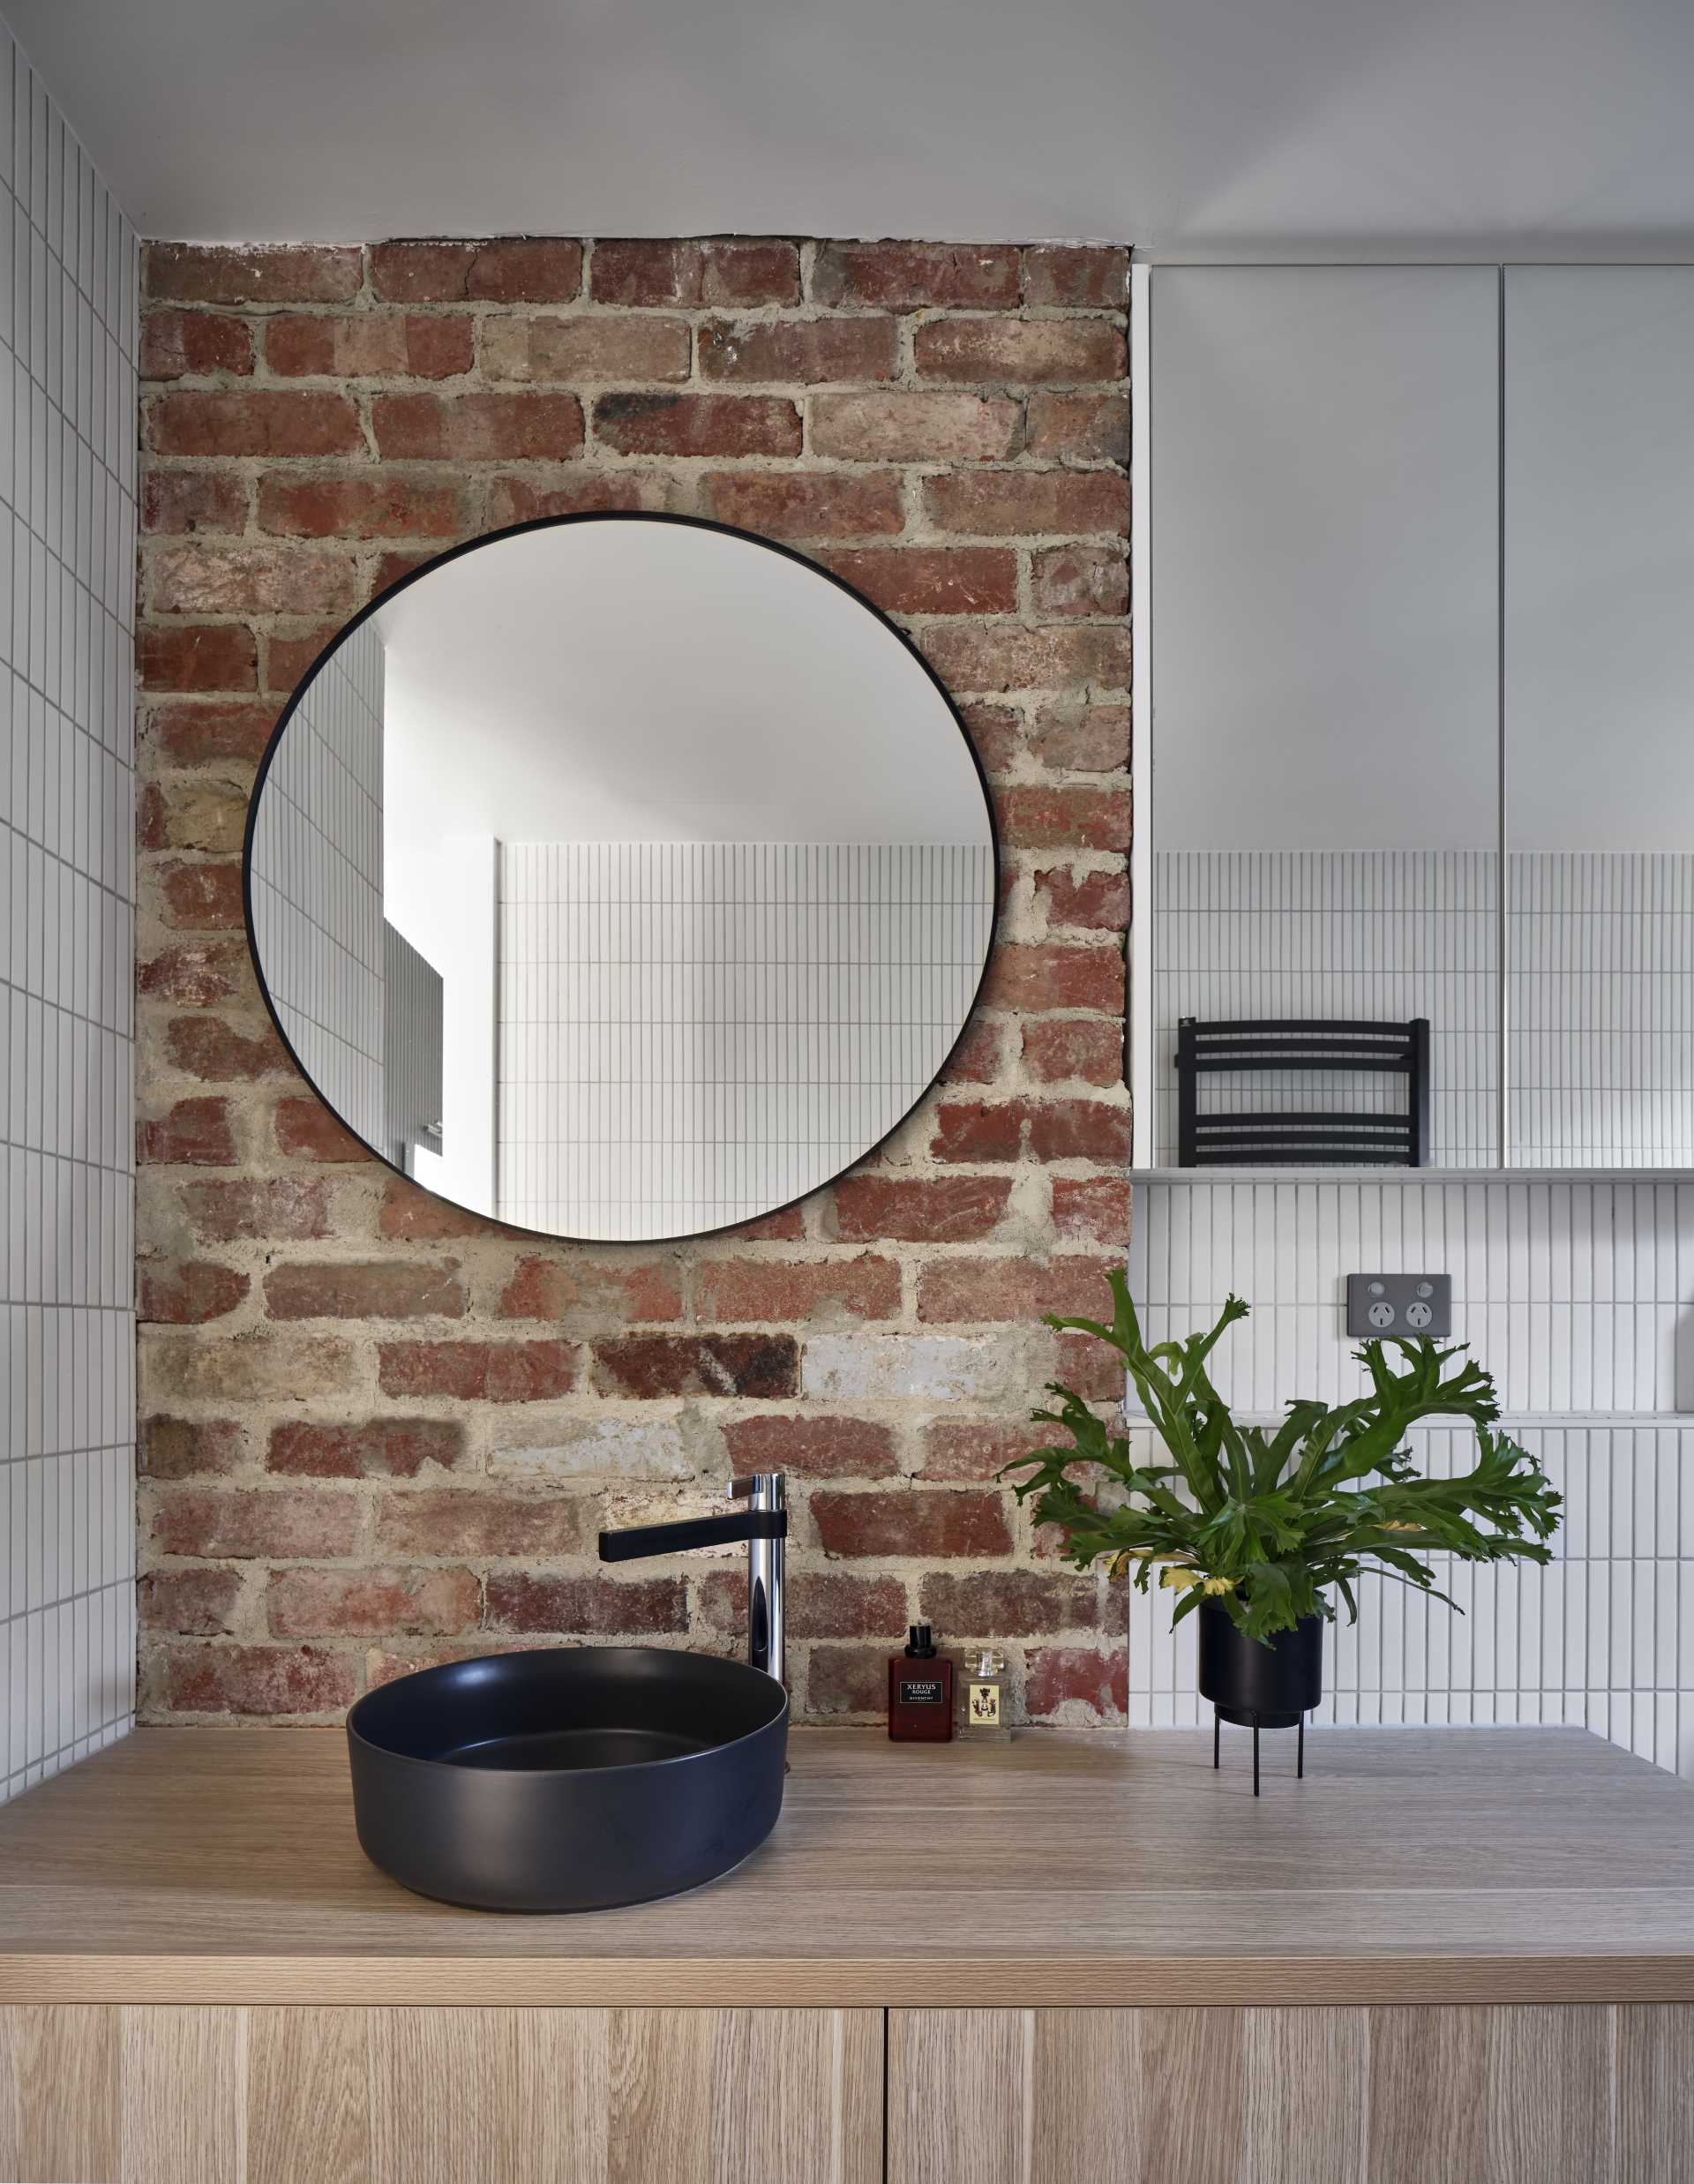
[1346,1272,1452,1340]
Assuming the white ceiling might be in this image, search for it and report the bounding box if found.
[14,0,1694,251]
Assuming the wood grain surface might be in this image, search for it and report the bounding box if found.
[1,1724,1691,2007]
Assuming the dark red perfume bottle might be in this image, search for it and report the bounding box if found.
[888,1625,954,1741]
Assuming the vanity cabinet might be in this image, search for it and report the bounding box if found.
[0,2005,881,2184]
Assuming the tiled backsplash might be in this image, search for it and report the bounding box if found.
[0,26,138,1803]
[1128,1175,1694,1775]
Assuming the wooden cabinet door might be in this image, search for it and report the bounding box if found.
[0,2005,881,2184]
[888,2005,1693,2184]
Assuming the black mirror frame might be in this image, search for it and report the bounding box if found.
[240,508,1002,1246]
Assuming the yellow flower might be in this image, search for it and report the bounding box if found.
[1380,1520,1421,1533]
[1201,1575,1237,1595]
[1160,1567,1201,1591]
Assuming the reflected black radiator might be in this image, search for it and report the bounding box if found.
[1174,1017,1432,1167]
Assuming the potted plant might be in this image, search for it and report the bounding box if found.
[1005,1274,1562,1779]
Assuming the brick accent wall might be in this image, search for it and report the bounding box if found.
[135,236,1133,1726]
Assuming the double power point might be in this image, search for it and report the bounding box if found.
[1345,1273,1453,1340]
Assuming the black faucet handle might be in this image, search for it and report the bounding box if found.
[596,1507,786,1565]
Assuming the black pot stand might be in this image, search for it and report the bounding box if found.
[1197,1605,1323,1797]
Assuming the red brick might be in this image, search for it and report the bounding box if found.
[829,1174,1012,1243]
[141,779,245,854]
[139,938,250,1009]
[917,1417,1053,1483]
[698,317,896,385]
[923,469,1129,537]
[718,1205,807,1242]
[1028,702,1130,773]
[139,624,257,694]
[146,699,277,764]
[1025,1642,1128,1722]
[264,1261,466,1321]
[369,237,583,303]
[181,1176,332,1244]
[140,1259,250,1325]
[484,1574,686,1635]
[498,1254,683,1324]
[139,1415,245,1480]
[813,1488,1013,1559]
[264,626,342,694]
[265,311,473,379]
[1023,245,1129,308]
[719,1413,899,1480]
[139,1096,237,1167]
[920,622,1132,694]
[164,1016,290,1082]
[149,390,364,459]
[374,1489,589,1557]
[365,1643,499,1687]
[147,541,364,619]
[146,244,364,305]
[810,244,1020,311]
[804,1646,888,1716]
[916,1255,1116,1325]
[141,469,251,537]
[162,1641,358,1716]
[696,1254,902,1325]
[151,1487,362,1559]
[377,1339,577,1402]
[483,472,671,525]
[377,1180,505,1241]
[268,1418,467,1479]
[140,1568,244,1636]
[920,1570,1098,1637]
[1023,1017,1124,1086]
[370,550,434,595]
[913,318,1124,386]
[999,784,1132,851]
[591,239,798,308]
[1053,1328,1128,1402]
[701,1566,905,1640]
[809,392,1020,463]
[140,308,255,380]
[1026,391,1130,463]
[940,1017,1005,1084]
[268,1565,479,1638]
[155,860,244,931]
[696,470,904,540]
[1027,1100,1133,1165]
[983,942,1123,1012]
[482,314,690,382]
[274,1099,371,1162]
[1050,1175,1133,1243]
[929,1099,1029,1163]
[1037,864,1133,931]
[593,393,800,458]
[257,473,473,539]
[141,1331,358,1407]
[1031,542,1128,619]
[591,1335,798,1400]
[821,546,1016,616]
[372,391,583,461]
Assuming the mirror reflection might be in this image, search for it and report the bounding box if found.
[246,516,996,1241]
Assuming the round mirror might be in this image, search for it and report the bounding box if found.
[244,514,997,1242]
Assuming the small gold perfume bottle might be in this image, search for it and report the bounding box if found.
[959,1648,1011,1742]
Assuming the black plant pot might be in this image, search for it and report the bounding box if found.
[1197,1604,1323,1793]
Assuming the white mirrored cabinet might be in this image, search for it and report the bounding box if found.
[1136,261,1694,1173]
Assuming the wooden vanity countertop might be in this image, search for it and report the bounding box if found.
[1,1724,1690,2008]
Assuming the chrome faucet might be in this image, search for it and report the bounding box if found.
[596,1471,787,1689]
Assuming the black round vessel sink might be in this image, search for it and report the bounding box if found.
[346,1646,789,1912]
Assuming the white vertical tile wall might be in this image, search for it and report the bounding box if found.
[1153,851,1500,1167]
[0,23,138,1804]
[1128,1175,1694,1775]
[498,842,994,1238]
[248,619,385,1148]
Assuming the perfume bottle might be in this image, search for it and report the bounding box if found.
[888,1625,954,1741]
[959,1647,1011,1742]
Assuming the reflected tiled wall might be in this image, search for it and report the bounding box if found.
[1129,1176,1694,1775]
[0,24,138,1802]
